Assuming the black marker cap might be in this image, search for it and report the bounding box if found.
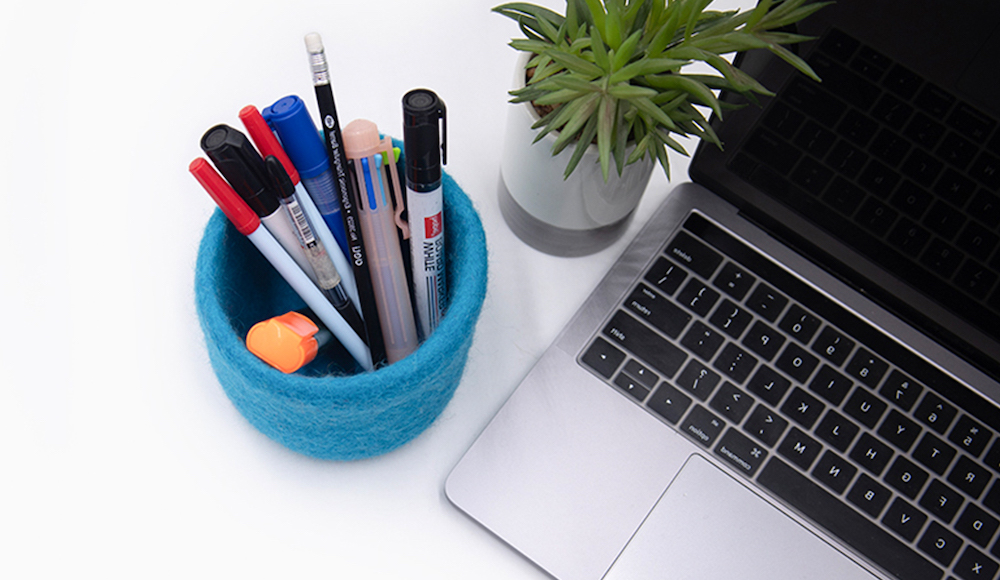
[264,155,296,201]
[402,89,447,191]
[200,124,279,217]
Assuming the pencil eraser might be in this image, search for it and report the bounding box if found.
[304,32,324,54]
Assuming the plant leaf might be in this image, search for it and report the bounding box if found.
[609,56,687,84]
[611,29,645,71]
[745,0,773,29]
[608,83,659,99]
[596,94,616,181]
[643,73,722,117]
[631,96,679,131]
[590,24,610,71]
[565,113,600,178]
[551,93,601,154]
[544,50,604,77]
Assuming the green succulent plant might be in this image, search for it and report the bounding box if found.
[495,0,828,180]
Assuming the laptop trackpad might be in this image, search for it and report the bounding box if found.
[604,455,875,580]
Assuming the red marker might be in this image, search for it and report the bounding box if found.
[190,158,372,371]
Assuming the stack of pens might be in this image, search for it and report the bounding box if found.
[190,32,449,375]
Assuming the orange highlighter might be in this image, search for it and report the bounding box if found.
[246,310,332,373]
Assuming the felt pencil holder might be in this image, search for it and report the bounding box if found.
[194,169,487,460]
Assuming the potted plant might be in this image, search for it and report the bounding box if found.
[495,0,826,256]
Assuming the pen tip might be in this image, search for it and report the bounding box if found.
[304,32,324,54]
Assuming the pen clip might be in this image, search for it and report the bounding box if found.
[439,101,447,167]
[382,141,410,239]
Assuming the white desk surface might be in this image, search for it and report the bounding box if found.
[1,0,750,577]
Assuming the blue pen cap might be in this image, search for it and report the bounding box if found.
[262,95,330,180]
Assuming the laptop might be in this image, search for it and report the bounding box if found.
[447,1,1000,579]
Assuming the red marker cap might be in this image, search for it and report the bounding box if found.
[238,105,301,185]
[189,157,260,236]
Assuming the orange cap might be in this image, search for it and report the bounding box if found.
[246,312,321,373]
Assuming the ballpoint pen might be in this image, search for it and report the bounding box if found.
[265,155,365,341]
[343,119,419,364]
[238,104,360,311]
[190,158,373,371]
[403,88,448,339]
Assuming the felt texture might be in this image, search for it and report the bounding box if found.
[195,168,487,460]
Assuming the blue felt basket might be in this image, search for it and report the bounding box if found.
[194,169,487,460]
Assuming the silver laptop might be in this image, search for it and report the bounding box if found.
[447,1,1000,579]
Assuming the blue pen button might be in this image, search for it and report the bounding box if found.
[262,95,329,180]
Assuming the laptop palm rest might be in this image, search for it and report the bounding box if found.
[605,454,874,580]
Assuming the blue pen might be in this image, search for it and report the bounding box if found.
[262,95,350,258]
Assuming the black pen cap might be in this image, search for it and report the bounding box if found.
[200,124,280,218]
[402,89,447,191]
[264,155,296,201]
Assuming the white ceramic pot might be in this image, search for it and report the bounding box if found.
[499,55,655,256]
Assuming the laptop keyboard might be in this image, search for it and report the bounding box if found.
[727,28,1000,347]
[580,213,1000,580]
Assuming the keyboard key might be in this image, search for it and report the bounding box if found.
[741,320,786,361]
[677,279,720,317]
[762,101,805,134]
[935,168,978,205]
[812,325,855,366]
[948,455,992,499]
[883,497,929,542]
[647,382,692,425]
[784,77,846,127]
[778,304,821,344]
[712,262,755,300]
[949,415,994,458]
[712,343,758,384]
[969,190,1000,229]
[665,232,723,279]
[954,260,998,300]
[778,426,822,470]
[815,409,860,452]
[858,159,900,199]
[745,283,789,322]
[970,151,1000,190]
[613,372,651,402]
[888,218,932,257]
[681,321,725,361]
[624,284,692,338]
[872,93,913,130]
[758,457,944,580]
[915,391,959,434]
[827,140,867,178]
[924,200,967,240]
[714,428,768,477]
[954,545,1000,580]
[891,180,933,219]
[905,112,947,150]
[603,311,687,379]
[878,409,922,452]
[708,299,752,338]
[948,103,996,143]
[855,198,899,236]
[622,359,658,389]
[885,456,930,499]
[985,480,1000,516]
[956,503,1000,548]
[956,222,1000,262]
[808,364,854,406]
[837,110,879,146]
[920,238,965,279]
[818,28,859,62]
[847,473,891,518]
[879,369,925,411]
[790,156,834,193]
[871,128,912,167]
[844,387,888,428]
[807,52,881,111]
[746,365,791,406]
[674,359,721,401]
[914,431,959,475]
[822,176,866,215]
[681,405,725,447]
[883,63,922,100]
[781,387,826,430]
[985,440,1000,474]
[581,337,626,378]
[744,404,788,447]
[938,133,978,170]
[709,381,754,423]
[920,478,965,524]
[775,343,819,383]
[644,257,688,296]
[917,521,963,568]
[849,432,894,476]
[745,128,801,175]
[793,120,837,157]
[915,83,955,117]
[812,450,857,494]
[844,348,889,389]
